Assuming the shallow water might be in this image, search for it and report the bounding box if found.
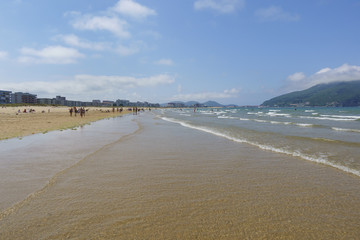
[0,112,359,239]
[0,114,137,211]
[160,107,360,176]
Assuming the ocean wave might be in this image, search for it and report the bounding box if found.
[266,112,291,117]
[254,119,267,123]
[300,116,357,121]
[321,114,360,120]
[160,116,360,177]
[247,112,264,116]
[246,118,316,128]
[295,123,315,127]
[218,115,237,119]
[332,127,360,133]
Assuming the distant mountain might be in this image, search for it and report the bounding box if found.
[185,101,200,106]
[202,101,224,107]
[262,80,360,107]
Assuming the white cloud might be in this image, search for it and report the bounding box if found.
[116,44,140,56]
[285,64,360,91]
[194,0,245,13]
[56,34,108,51]
[316,67,331,74]
[154,58,174,66]
[172,88,240,101]
[255,6,299,22]
[74,74,174,88]
[18,45,84,64]
[112,0,156,19]
[0,51,8,60]
[72,15,130,38]
[2,74,175,99]
[287,72,306,82]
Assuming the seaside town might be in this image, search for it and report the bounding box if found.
[0,89,160,108]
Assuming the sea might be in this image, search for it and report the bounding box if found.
[0,108,359,239]
[159,107,360,177]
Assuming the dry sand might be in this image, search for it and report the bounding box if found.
[0,106,132,140]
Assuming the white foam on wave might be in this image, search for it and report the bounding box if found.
[218,115,237,119]
[332,127,360,133]
[295,123,314,127]
[321,115,360,121]
[254,119,267,123]
[267,112,291,117]
[300,116,356,121]
[270,121,291,125]
[305,110,315,112]
[247,112,264,116]
[247,118,313,127]
[160,116,360,177]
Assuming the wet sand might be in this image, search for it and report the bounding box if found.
[0,106,131,140]
[0,112,359,239]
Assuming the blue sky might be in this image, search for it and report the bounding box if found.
[0,0,360,105]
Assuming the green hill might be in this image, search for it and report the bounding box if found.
[261,80,360,107]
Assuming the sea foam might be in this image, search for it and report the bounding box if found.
[160,116,360,177]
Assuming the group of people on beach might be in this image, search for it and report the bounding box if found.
[69,107,86,117]
[131,107,148,115]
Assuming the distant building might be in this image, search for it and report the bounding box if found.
[92,100,101,107]
[37,98,56,105]
[102,100,115,106]
[116,99,130,107]
[11,92,37,104]
[0,90,12,104]
[167,102,185,108]
[55,96,66,105]
[0,90,160,108]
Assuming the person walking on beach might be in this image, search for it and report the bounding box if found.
[69,108,73,117]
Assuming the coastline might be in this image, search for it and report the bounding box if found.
[0,106,132,140]
[0,112,359,239]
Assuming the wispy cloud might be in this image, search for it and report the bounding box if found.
[284,64,360,91]
[18,45,84,64]
[71,15,130,38]
[116,43,140,56]
[1,74,175,99]
[56,34,108,51]
[112,0,156,19]
[63,0,157,58]
[0,51,8,60]
[255,6,299,22]
[194,0,245,14]
[172,88,240,101]
[154,58,174,66]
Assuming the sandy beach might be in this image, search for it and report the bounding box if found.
[0,106,132,140]
[0,111,359,239]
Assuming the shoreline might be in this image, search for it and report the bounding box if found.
[1,112,359,239]
[0,106,133,141]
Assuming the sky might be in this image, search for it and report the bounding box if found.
[0,0,360,105]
